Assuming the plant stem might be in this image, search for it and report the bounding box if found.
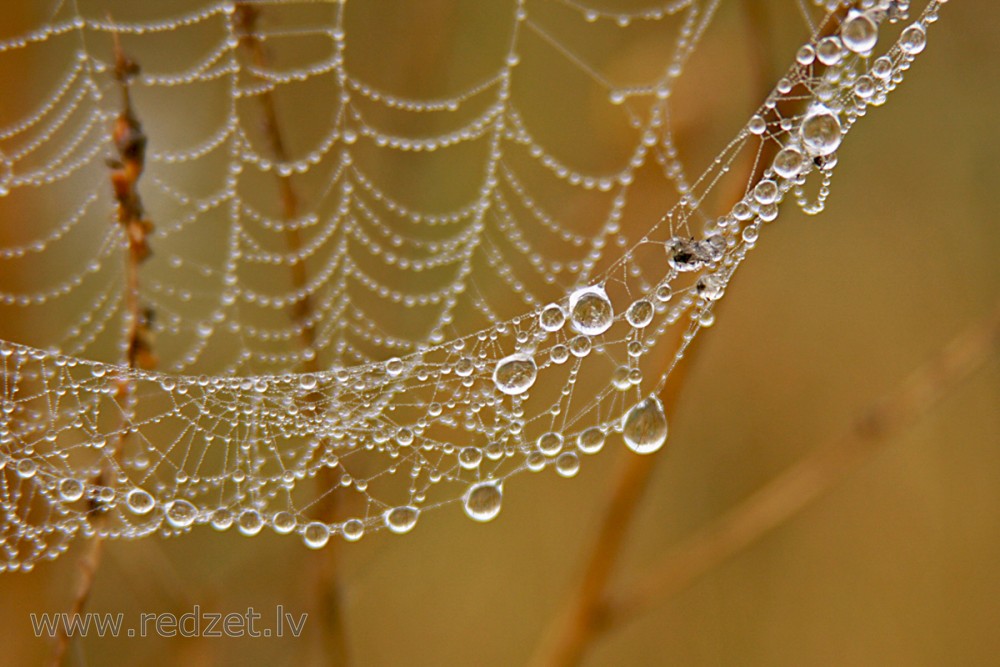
[233,5,350,665]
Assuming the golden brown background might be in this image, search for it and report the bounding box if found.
[0,1,998,665]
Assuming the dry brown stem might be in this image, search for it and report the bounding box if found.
[233,5,350,665]
[49,30,156,667]
[605,298,1000,629]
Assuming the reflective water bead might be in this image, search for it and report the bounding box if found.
[816,36,844,66]
[539,303,567,332]
[842,11,878,53]
[458,447,483,469]
[555,452,580,478]
[665,237,703,272]
[626,299,654,328]
[622,396,668,454]
[385,357,404,377]
[537,431,564,456]
[568,286,614,336]
[753,179,779,205]
[165,499,198,528]
[126,488,155,515]
[492,353,537,395]
[611,366,631,391]
[384,506,419,534]
[303,521,330,548]
[900,23,926,55]
[342,518,365,541]
[463,481,502,522]
[773,146,804,179]
[695,274,725,301]
[238,509,264,536]
[800,107,842,156]
[57,478,84,502]
[577,427,606,454]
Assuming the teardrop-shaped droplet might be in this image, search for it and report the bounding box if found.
[126,488,155,515]
[384,506,420,534]
[800,108,842,157]
[165,499,198,528]
[463,481,503,522]
[493,353,537,396]
[569,286,614,336]
[622,396,668,455]
[303,521,330,549]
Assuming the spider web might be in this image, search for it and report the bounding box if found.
[0,0,941,569]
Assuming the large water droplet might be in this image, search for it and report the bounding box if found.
[899,23,926,55]
[57,478,84,503]
[463,481,502,522]
[303,521,330,548]
[537,431,564,457]
[622,396,668,455]
[238,509,264,536]
[555,451,580,478]
[384,506,419,534]
[800,108,842,157]
[126,488,155,515]
[342,518,365,541]
[626,299,654,328]
[165,499,198,528]
[569,286,614,336]
[577,427,606,454]
[841,11,878,53]
[493,353,537,396]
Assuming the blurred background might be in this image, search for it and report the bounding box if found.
[0,0,998,665]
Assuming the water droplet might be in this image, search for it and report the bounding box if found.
[385,357,404,377]
[299,373,317,391]
[238,509,264,536]
[342,518,365,541]
[666,238,703,272]
[842,11,878,53]
[493,353,537,396]
[622,396,668,454]
[900,23,926,55]
[753,179,779,205]
[537,432,564,456]
[165,499,198,528]
[695,274,725,301]
[126,488,155,515]
[384,506,419,534]
[577,427,606,454]
[303,521,330,548]
[458,447,483,469]
[272,511,297,534]
[773,147,804,179]
[569,286,614,336]
[800,108,842,157]
[555,452,580,478]
[626,299,654,328]
[611,366,631,391]
[58,478,84,503]
[539,303,567,332]
[816,36,844,66]
[463,481,502,522]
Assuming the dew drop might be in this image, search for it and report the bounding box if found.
[622,396,668,455]
[555,452,580,478]
[57,478,84,503]
[568,286,614,336]
[695,274,725,301]
[342,518,365,541]
[458,446,483,469]
[539,303,567,332]
[492,353,537,396]
[126,488,155,515]
[626,299,654,329]
[384,506,419,534]
[303,521,330,549]
[463,481,502,522]
[385,357,404,377]
[577,427,606,454]
[799,108,842,157]
[900,23,926,55]
[841,11,878,53]
[773,146,805,179]
[238,509,264,536]
[665,238,703,272]
[272,511,297,534]
[537,431,564,457]
[298,373,317,391]
[165,499,198,528]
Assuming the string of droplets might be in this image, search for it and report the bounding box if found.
[0,0,943,569]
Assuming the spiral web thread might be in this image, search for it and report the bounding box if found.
[0,0,942,569]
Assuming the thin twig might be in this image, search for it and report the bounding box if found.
[605,299,1000,628]
[233,5,350,665]
[528,3,779,665]
[50,30,156,667]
